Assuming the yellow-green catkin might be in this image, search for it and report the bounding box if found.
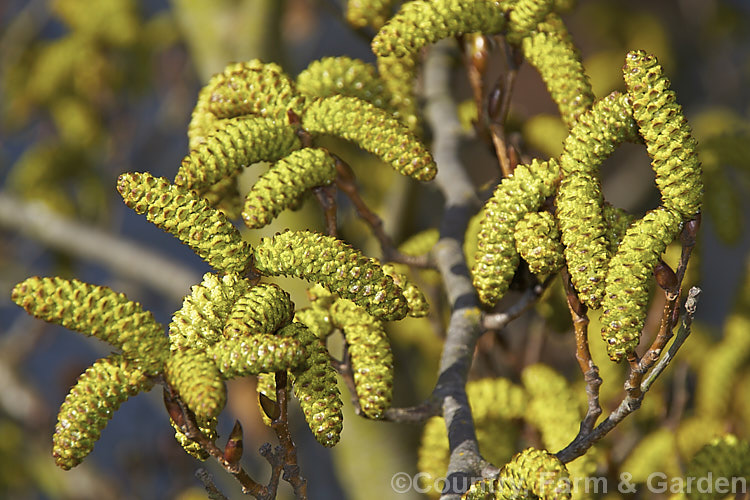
[296,56,393,111]
[52,0,139,47]
[222,283,295,340]
[377,54,420,130]
[623,50,702,221]
[116,172,252,274]
[600,208,681,361]
[175,116,301,194]
[684,435,750,500]
[492,448,571,500]
[205,61,306,123]
[253,230,409,321]
[521,364,579,452]
[171,415,217,460]
[555,91,638,309]
[164,348,226,421]
[602,203,635,253]
[513,211,565,275]
[52,354,153,469]
[371,0,507,59]
[345,0,397,30]
[208,334,307,378]
[506,0,555,44]
[301,95,437,181]
[520,14,594,128]
[200,175,243,219]
[381,263,430,317]
[242,148,337,229]
[695,315,750,419]
[11,277,167,374]
[330,298,394,419]
[619,428,680,483]
[472,158,560,306]
[169,273,252,352]
[399,228,440,256]
[294,308,335,339]
[278,323,343,447]
[188,60,285,149]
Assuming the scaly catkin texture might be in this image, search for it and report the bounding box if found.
[11,277,167,374]
[205,62,305,122]
[208,334,307,378]
[188,60,285,149]
[472,158,560,306]
[117,172,252,274]
[253,230,409,321]
[242,148,337,229]
[623,50,702,221]
[345,0,397,30]
[600,207,682,361]
[506,0,555,44]
[513,211,565,275]
[330,298,394,419]
[520,14,594,128]
[684,435,750,500]
[171,416,217,460]
[555,92,637,308]
[377,54,420,130]
[164,348,226,421]
[175,116,301,194]
[169,273,253,352]
[296,56,393,111]
[371,0,507,59]
[301,95,437,181]
[490,448,571,500]
[222,283,295,340]
[53,354,153,469]
[381,263,430,317]
[278,323,343,447]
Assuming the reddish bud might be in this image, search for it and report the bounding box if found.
[654,260,678,293]
[680,213,701,247]
[488,84,503,121]
[163,388,185,428]
[223,420,244,465]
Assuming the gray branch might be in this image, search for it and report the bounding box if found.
[0,191,201,300]
[424,40,488,500]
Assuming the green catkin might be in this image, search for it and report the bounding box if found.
[116,172,253,274]
[684,435,750,500]
[619,428,680,483]
[381,263,430,317]
[242,148,337,229]
[296,56,393,111]
[301,95,437,181]
[175,116,301,194]
[187,60,285,149]
[330,298,394,419]
[278,323,343,447]
[294,308,335,339]
[222,283,295,340]
[345,0,397,30]
[695,315,750,419]
[52,354,153,469]
[506,0,555,44]
[377,54,420,130]
[371,0,507,59]
[513,211,565,275]
[555,92,638,308]
[11,277,167,374]
[602,203,635,253]
[207,335,307,378]
[623,50,702,221]
[170,416,217,460]
[520,14,595,128]
[600,207,682,361]
[206,62,306,122]
[200,175,243,219]
[164,348,226,421]
[253,230,409,321]
[472,158,560,306]
[399,228,440,256]
[169,273,252,352]
[491,448,571,500]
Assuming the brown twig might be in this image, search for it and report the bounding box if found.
[269,371,307,499]
[333,155,432,267]
[195,468,230,500]
[487,42,521,178]
[312,184,338,237]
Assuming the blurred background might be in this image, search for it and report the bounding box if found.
[1,0,749,499]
